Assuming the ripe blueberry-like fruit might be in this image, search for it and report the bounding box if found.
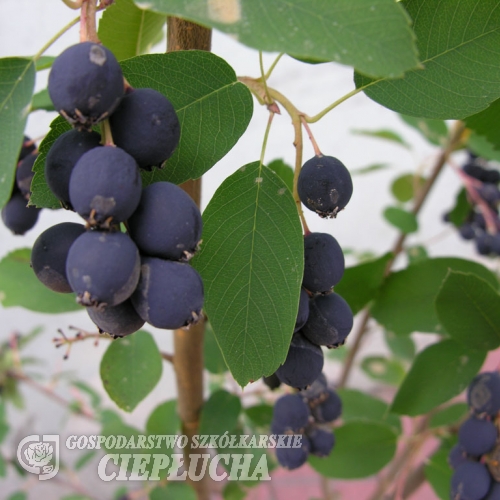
[302,372,328,403]
[307,427,335,457]
[448,444,470,470]
[297,155,353,217]
[31,222,86,293]
[131,257,204,329]
[450,461,491,500]
[16,153,38,198]
[459,223,476,240]
[69,146,141,225]
[109,88,180,169]
[311,388,342,423]
[128,182,202,261]
[48,42,124,128]
[45,129,102,207]
[275,436,311,470]
[303,232,344,294]
[1,192,40,235]
[263,373,281,391]
[271,394,310,433]
[87,299,144,337]
[468,371,500,416]
[19,135,36,161]
[301,292,353,348]
[275,332,324,389]
[486,482,500,500]
[294,288,310,332]
[458,416,497,457]
[66,230,140,308]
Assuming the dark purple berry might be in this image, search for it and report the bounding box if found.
[297,155,353,217]
[263,373,281,391]
[109,88,180,169]
[301,293,353,348]
[463,163,486,181]
[48,42,124,128]
[485,481,500,500]
[468,372,500,417]
[131,257,204,329]
[474,213,487,230]
[128,182,202,261]
[31,222,86,293]
[1,192,40,235]
[16,153,38,198]
[271,394,310,433]
[459,223,476,240]
[450,461,491,500]
[294,288,310,332]
[448,444,471,470]
[69,146,141,225]
[301,372,328,403]
[478,184,500,205]
[66,231,140,308]
[484,170,500,184]
[476,233,493,255]
[458,416,497,457]
[45,129,102,207]
[87,299,144,337]
[275,332,324,390]
[18,135,36,162]
[311,388,342,423]
[275,435,310,470]
[303,232,345,294]
[307,427,335,457]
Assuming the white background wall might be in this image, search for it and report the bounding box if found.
[0,1,489,498]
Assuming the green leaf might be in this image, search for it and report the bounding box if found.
[192,162,303,386]
[355,0,500,119]
[350,163,391,176]
[100,331,162,412]
[360,356,406,386]
[446,188,472,227]
[121,52,253,185]
[351,129,410,149]
[0,454,5,477]
[204,322,228,374]
[371,257,498,335]
[134,0,419,78]
[309,420,397,478]
[391,339,486,416]
[74,450,96,471]
[468,131,500,162]
[391,173,425,203]
[436,271,500,351]
[406,245,428,265]
[399,114,448,146]
[383,206,418,233]
[30,116,72,208]
[267,159,294,193]
[465,98,500,152]
[72,381,101,410]
[429,403,468,429]
[337,388,401,433]
[334,253,392,315]
[425,442,454,500]
[223,482,247,500]
[150,484,196,500]
[0,57,36,208]
[98,0,166,61]
[31,88,54,112]
[0,249,80,313]
[384,330,415,360]
[7,493,27,500]
[146,400,180,435]
[244,404,273,428]
[35,56,56,71]
[198,390,241,435]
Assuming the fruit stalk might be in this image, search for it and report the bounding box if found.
[167,17,212,500]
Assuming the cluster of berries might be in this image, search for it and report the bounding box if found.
[444,152,500,256]
[29,41,203,337]
[449,371,500,500]
[270,373,341,469]
[1,136,42,235]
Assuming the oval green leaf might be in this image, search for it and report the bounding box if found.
[383,206,418,234]
[134,0,419,78]
[198,390,242,436]
[100,330,162,412]
[309,420,398,478]
[146,400,180,435]
[391,339,486,416]
[355,0,500,119]
[192,162,304,386]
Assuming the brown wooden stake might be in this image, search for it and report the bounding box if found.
[167,17,212,500]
